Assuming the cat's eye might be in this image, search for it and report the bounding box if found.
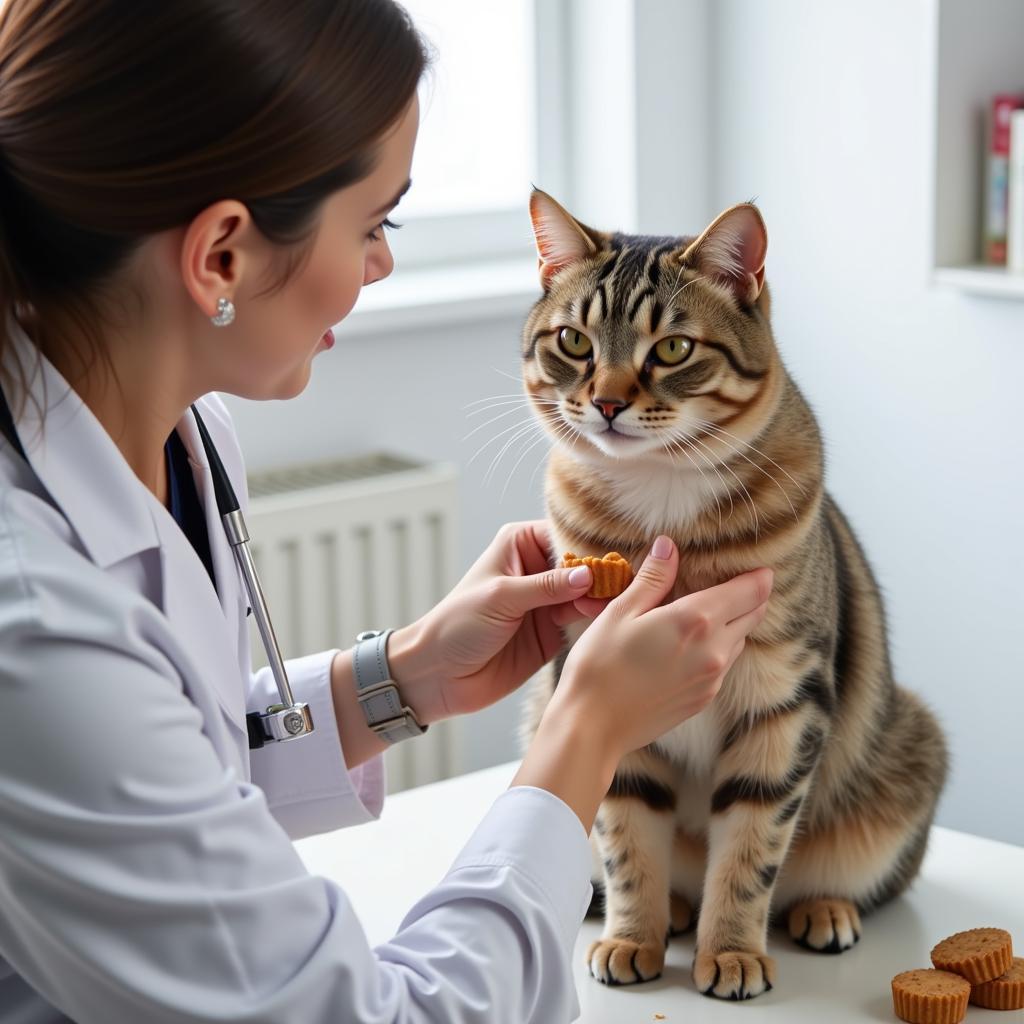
[652,336,693,366]
[558,327,593,360]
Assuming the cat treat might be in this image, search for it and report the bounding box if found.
[969,956,1024,1010]
[891,969,971,1024]
[561,551,633,599]
[892,929,1020,1020]
[929,927,1013,985]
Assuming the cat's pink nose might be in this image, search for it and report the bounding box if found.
[593,396,629,421]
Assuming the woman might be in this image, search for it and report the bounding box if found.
[0,2,772,1021]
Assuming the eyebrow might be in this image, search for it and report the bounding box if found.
[370,179,412,218]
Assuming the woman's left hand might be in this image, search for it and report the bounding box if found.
[390,520,602,721]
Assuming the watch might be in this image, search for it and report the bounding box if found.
[352,628,429,744]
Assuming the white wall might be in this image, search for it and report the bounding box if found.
[709,0,1023,846]
[228,0,1023,846]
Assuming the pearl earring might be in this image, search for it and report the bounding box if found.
[211,297,236,327]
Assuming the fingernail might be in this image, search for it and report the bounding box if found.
[652,535,673,560]
[568,566,592,588]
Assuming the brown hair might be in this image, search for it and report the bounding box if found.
[0,0,427,412]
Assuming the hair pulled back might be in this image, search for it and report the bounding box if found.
[0,0,426,404]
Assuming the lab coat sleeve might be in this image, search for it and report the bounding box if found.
[377,785,594,1023]
[0,552,593,1023]
[248,650,386,839]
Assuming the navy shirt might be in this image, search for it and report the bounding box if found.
[164,429,217,595]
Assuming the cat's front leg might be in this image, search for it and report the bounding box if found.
[694,712,825,1000]
[585,753,677,985]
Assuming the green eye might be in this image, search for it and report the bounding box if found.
[558,327,593,360]
[653,336,693,366]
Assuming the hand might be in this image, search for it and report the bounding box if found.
[390,520,596,721]
[549,536,773,761]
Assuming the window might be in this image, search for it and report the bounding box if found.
[385,0,569,268]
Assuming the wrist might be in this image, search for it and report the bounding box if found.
[386,619,447,726]
[512,690,621,834]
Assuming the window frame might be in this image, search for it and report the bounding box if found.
[384,0,572,270]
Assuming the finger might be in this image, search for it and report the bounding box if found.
[573,595,613,619]
[724,598,770,642]
[550,600,588,628]
[496,564,593,615]
[678,567,773,624]
[611,536,679,616]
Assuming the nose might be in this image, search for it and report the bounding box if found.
[592,396,629,421]
[364,238,395,286]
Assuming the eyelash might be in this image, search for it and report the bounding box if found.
[368,218,402,242]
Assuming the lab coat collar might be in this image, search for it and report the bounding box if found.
[2,317,249,738]
[2,317,160,569]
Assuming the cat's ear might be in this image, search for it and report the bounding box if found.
[529,189,600,288]
[678,203,767,305]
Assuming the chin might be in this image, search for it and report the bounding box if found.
[558,428,665,464]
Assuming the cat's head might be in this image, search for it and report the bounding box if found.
[522,189,780,467]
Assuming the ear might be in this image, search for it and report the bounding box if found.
[181,198,250,321]
[529,188,599,288]
[679,203,767,305]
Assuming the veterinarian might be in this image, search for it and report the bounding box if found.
[0,2,772,1021]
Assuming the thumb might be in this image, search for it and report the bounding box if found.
[613,535,678,614]
[496,563,595,615]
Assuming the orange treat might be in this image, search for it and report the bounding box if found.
[930,927,1013,985]
[970,956,1024,1010]
[891,969,970,1024]
[561,551,633,599]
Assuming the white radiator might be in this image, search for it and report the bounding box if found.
[244,452,462,794]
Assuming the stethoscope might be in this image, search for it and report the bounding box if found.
[0,384,314,750]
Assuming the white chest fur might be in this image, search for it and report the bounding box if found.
[592,458,729,535]
[654,709,721,775]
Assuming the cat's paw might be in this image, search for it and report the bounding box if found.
[669,892,695,936]
[787,898,861,954]
[693,951,775,1000]
[586,938,665,985]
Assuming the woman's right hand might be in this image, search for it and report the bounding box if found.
[548,535,773,762]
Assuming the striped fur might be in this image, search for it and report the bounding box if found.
[518,192,947,1000]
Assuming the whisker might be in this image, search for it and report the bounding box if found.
[526,418,579,493]
[662,435,723,531]
[462,402,556,441]
[463,392,529,409]
[695,418,807,499]
[465,397,558,419]
[502,427,557,502]
[465,414,546,466]
[673,426,760,539]
[683,417,801,524]
[668,429,734,523]
[484,420,546,486]
[491,366,525,384]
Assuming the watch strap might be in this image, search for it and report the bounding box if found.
[352,629,428,744]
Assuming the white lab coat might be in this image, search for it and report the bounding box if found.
[0,319,593,1024]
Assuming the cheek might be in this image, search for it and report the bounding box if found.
[298,244,366,324]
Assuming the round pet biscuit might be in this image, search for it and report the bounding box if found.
[930,927,1013,985]
[970,956,1024,1010]
[891,969,970,1024]
[561,551,633,599]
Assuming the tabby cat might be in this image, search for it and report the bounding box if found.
[518,189,948,1001]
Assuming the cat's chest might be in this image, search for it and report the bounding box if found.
[591,462,728,537]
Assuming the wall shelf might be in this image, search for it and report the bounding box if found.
[932,264,1024,299]
[928,0,1024,300]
